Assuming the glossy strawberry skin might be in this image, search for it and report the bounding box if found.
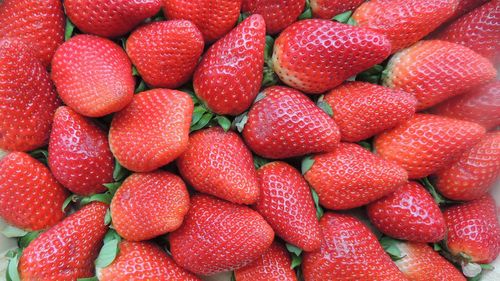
[0,152,68,231]
[65,0,162,38]
[51,34,135,117]
[0,38,61,151]
[126,20,204,88]
[242,86,340,159]
[450,0,490,20]
[19,202,108,280]
[177,127,259,205]
[374,114,486,179]
[109,89,193,172]
[241,0,305,34]
[383,40,496,110]
[48,106,114,196]
[324,82,417,142]
[367,182,446,243]
[304,143,408,210]
[255,162,321,252]
[272,19,391,94]
[310,0,365,19]
[170,194,274,275]
[193,15,265,115]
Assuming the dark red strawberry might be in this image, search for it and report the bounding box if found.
[310,0,365,19]
[241,0,305,34]
[450,0,490,20]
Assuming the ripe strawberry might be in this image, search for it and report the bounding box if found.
[444,195,500,263]
[310,0,365,19]
[383,40,496,110]
[193,14,265,115]
[19,202,108,280]
[323,82,417,142]
[367,182,446,243]
[302,213,408,281]
[64,0,162,38]
[110,171,190,241]
[374,114,486,179]
[450,0,490,20]
[109,89,193,172]
[0,38,60,151]
[170,194,274,275]
[48,106,114,196]
[242,86,340,159]
[304,143,408,210]
[51,34,135,117]
[0,0,64,66]
[241,0,305,34]
[177,127,259,204]
[255,162,322,251]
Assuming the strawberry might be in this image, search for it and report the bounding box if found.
[435,132,500,201]
[374,114,486,179]
[450,0,490,20]
[169,194,274,275]
[109,89,193,172]
[64,0,162,38]
[323,81,417,142]
[0,0,64,66]
[0,38,60,151]
[51,34,135,117]
[382,40,497,110]
[241,0,305,34]
[177,127,259,204]
[367,182,446,243]
[310,0,365,19]
[255,162,322,251]
[126,20,204,88]
[443,195,500,263]
[110,171,190,241]
[304,143,408,210]
[19,202,108,280]
[302,213,408,281]
[48,106,114,196]
[242,86,340,159]
[193,14,265,115]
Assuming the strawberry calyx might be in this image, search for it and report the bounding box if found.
[316,95,333,117]
[332,10,353,24]
[379,236,405,261]
[262,35,278,87]
[232,112,249,133]
[183,87,232,132]
[298,0,312,20]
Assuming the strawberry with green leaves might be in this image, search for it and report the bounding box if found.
[241,0,305,34]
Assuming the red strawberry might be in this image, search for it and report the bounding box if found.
[110,171,190,241]
[367,182,446,243]
[255,162,322,251]
[242,86,340,159]
[126,20,204,88]
[272,19,391,94]
[0,152,68,231]
[304,143,408,210]
[64,0,162,38]
[323,82,417,142]
[109,89,193,172]
[170,194,274,275]
[435,132,500,201]
[241,0,305,34]
[48,106,114,196]
[450,0,490,20]
[163,0,242,43]
[383,40,496,110]
[0,38,61,151]
[19,202,108,280]
[302,213,408,281]
[51,34,135,117]
[193,14,265,115]
[177,127,259,204]
[0,0,64,66]
[374,114,486,179]
[444,195,500,263]
[310,0,365,19]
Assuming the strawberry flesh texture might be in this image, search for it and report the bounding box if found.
[241,0,305,34]
[310,0,365,19]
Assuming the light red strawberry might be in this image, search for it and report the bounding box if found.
[450,0,490,20]
[177,127,259,204]
[109,89,193,172]
[241,0,305,34]
[310,0,365,19]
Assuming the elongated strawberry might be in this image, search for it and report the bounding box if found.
[193,14,265,115]
[242,86,340,159]
[450,0,490,20]
[272,19,391,94]
[241,0,305,34]
[310,0,365,19]
[51,34,135,117]
[19,202,108,280]
[170,194,274,275]
[177,127,259,204]
[48,106,113,196]
[374,114,486,179]
[109,89,193,172]
[383,40,496,110]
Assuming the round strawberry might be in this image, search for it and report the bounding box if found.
[310,0,365,19]
[241,0,305,34]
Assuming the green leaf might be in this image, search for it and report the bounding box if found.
[190,112,213,132]
[191,107,207,125]
[80,193,112,206]
[95,230,121,268]
[230,272,236,281]
[317,99,333,117]
[480,263,494,270]
[233,113,249,133]
[379,236,404,261]
[120,38,127,50]
[62,194,79,212]
[103,182,122,196]
[104,209,112,225]
[356,64,385,84]
[357,141,372,151]
[253,155,269,169]
[310,188,324,219]
[151,9,165,21]
[419,177,448,205]
[254,92,267,104]
[215,116,231,132]
[113,160,129,182]
[264,35,275,62]
[1,224,27,238]
[134,80,147,93]
[237,12,250,24]
[18,231,41,249]
[286,244,303,257]
[301,156,315,174]
[132,66,139,76]
[103,229,121,243]
[29,149,49,165]
[346,17,357,26]
[77,277,99,281]
[65,18,75,41]
[262,66,278,87]
[467,275,482,281]
[299,8,312,20]
[433,243,442,252]
[332,10,353,23]
[291,254,302,269]
[6,249,21,281]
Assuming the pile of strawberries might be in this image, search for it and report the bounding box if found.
[0,0,499,280]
